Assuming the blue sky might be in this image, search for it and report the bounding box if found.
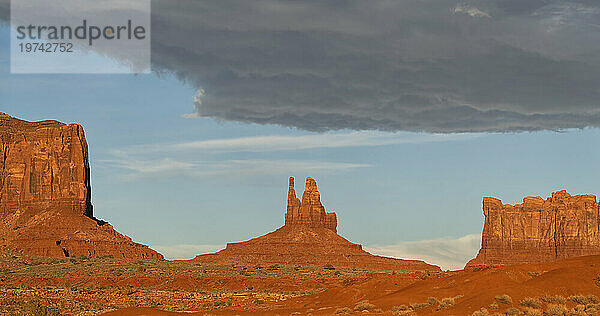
[2,0,600,270]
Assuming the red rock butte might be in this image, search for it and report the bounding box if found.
[467,190,600,267]
[194,177,439,271]
[0,113,162,259]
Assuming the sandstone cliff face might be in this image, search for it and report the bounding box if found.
[195,177,439,271]
[467,190,600,267]
[0,113,162,259]
[285,177,337,232]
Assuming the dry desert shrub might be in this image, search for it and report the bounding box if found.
[541,295,566,304]
[334,307,352,314]
[428,297,440,305]
[439,297,456,309]
[410,302,429,310]
[494,294,513,305]
[522,307,542,316]
[354,300,376,311]
[546,304,568,316]
[392,310,417,316]
[488,303,499,310]
[438,295,463,310]
[570,304,587,316]
[520,297,541,309]
[392,305,411,311]
[569,294,600,305]
[585,304,600,315]
[573,304,586,312]
[505,307,520,315]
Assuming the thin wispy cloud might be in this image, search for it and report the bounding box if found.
[116,131,479,155]
[366,234,481,271]
[100,157,369,180]
[101,158,197,174]
[102,131,475,180]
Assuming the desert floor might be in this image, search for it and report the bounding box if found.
[2,252,600,315]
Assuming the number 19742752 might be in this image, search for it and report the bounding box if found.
[18,42,74,53]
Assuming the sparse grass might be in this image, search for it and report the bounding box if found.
[212,300,231,307]
[266,264,280,270]
[323,264,335,270]
[494,294,512,305]
[17,300,61,316]
[334,307,352,314]
[541,295,566,304]
[546,304,568,316]
[520,297,541,309]
[354,300,376,311]
[428,297,440,305]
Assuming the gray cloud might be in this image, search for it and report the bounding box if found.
[149,0,600,132]
[3,0,600,132]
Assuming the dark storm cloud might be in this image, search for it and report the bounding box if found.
[3,0,600,132]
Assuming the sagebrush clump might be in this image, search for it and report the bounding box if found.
[569,294,599,305]
[428,297,440,305]
[334,307,352,314]
[520,297,541,309]
[495,294,513,305]
[353,300,376,311]
[541,295,566,304]
[410,302,429,310]
[546,304,568,316]
[522,307,542,316]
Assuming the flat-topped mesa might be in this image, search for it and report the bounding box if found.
[467,190,600,268]
[0,112,162,260]
[284,177,337,232]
